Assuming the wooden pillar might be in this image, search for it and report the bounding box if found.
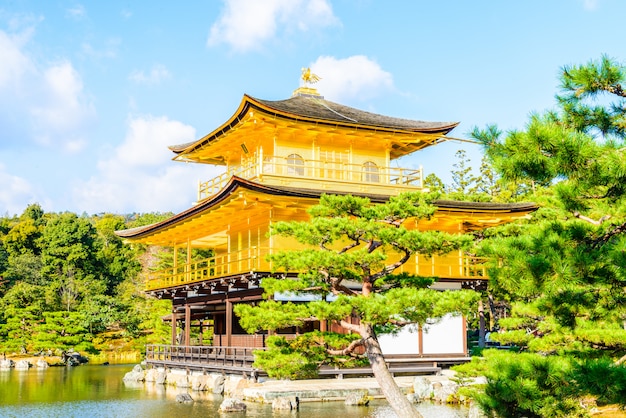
[171,309,177,346]
[198,320,203,346]
[226,299,233,349]
[185,304,191,346]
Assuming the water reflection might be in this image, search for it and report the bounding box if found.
[0,365,468,417]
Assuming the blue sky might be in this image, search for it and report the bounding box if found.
[0,0,624,216]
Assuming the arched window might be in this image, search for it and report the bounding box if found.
[362,161,380,182]
[286,154,304,176]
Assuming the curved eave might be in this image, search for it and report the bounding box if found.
[169,94,459,159]
[115,177,538,241]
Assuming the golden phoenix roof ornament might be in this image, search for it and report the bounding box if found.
[301,67,321,85]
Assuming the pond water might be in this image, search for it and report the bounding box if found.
[0,364,469,417]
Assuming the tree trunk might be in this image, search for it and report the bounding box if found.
[362,324,423,418]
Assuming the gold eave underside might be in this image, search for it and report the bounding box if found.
[122,188,535,247]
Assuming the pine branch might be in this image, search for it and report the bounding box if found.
[339,319,364,335]
[326,338,365,355]
[573,211,611,225]
[590,220,626,248]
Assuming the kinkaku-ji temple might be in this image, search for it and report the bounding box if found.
[115,71,537,377]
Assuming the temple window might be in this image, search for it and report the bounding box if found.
[362,161,380,182]
[286,153,305,176]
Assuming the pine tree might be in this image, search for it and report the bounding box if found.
[234,192,479,418]
[463,56,626,416]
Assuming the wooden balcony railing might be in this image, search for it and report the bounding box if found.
[145,344,262,370]
[146,247,270,291]
[198,156,424,201]
[146,247,487,291]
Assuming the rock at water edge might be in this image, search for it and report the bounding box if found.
[14,360,31,370]
[432,380,460,404]
[272,396,299,410]
[345,391,370,406]
[36,359,49,369]
[212,375,225,395]
[219,398,246,413]
[412,376,432,401]
[122,364,146,382]
[0,359,14,369]
[468,402,488,418]
[175,393,194,403]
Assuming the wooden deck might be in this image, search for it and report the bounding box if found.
[144,344,469,378]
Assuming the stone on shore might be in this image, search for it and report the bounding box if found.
[122,364,145,382]
[468,402,488,418]
[14,360,31,370]
[191,374,211,391]
[219,397,246,413]
[36,359,49,369]
[212,375,225,394]
[175,393,194,403]
[272,396,299,410]
[345,391,370,406]
[0,359,14,369]
[432,380,460,404]
[412,376,432,401]
[144,368,159,382]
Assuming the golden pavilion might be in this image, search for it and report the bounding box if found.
[116,75,536,372]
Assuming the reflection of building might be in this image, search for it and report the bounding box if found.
[116,83,536,374]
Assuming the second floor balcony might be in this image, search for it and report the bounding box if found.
[197,154,424,202]
[146,246,486,292]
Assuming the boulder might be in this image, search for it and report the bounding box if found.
[14,360,31,370]
[212,375,225,394]
[36,359,49,369]
[272,396,299,410]
[144,369,159,382]
[468,402,488,418]
[166,373,189,388]
[432,380,460,404]
[191,375,210,391]
[345,391,370,406]
[155,372,167,385]
[122,365,146,382]
[0,359,14,369]
[219,397,246,413]
[175,393,194,403]
[412,376,432,401]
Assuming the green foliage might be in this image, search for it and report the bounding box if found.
[0,205,171,355]
[253,333,369,379]
[457,351,586,418]
[466,55,626,415]
[236,191,480,384]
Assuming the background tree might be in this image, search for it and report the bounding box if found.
[0,207,171,356]
[234,192,479,418]
[461,55,626,416]
[448,149,475,196]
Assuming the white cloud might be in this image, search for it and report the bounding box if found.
[308,55,394,102]
[81,38,120,60]
[0,28,95,153]
[129,64,171,85]
[73,115,220,214]
[208,0,338,52]
[0,164,37,216]
[66,4,86,20]
[582,0,600,10]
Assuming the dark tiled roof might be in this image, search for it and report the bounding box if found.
[253,95,459,132]
[169,94,458,154]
